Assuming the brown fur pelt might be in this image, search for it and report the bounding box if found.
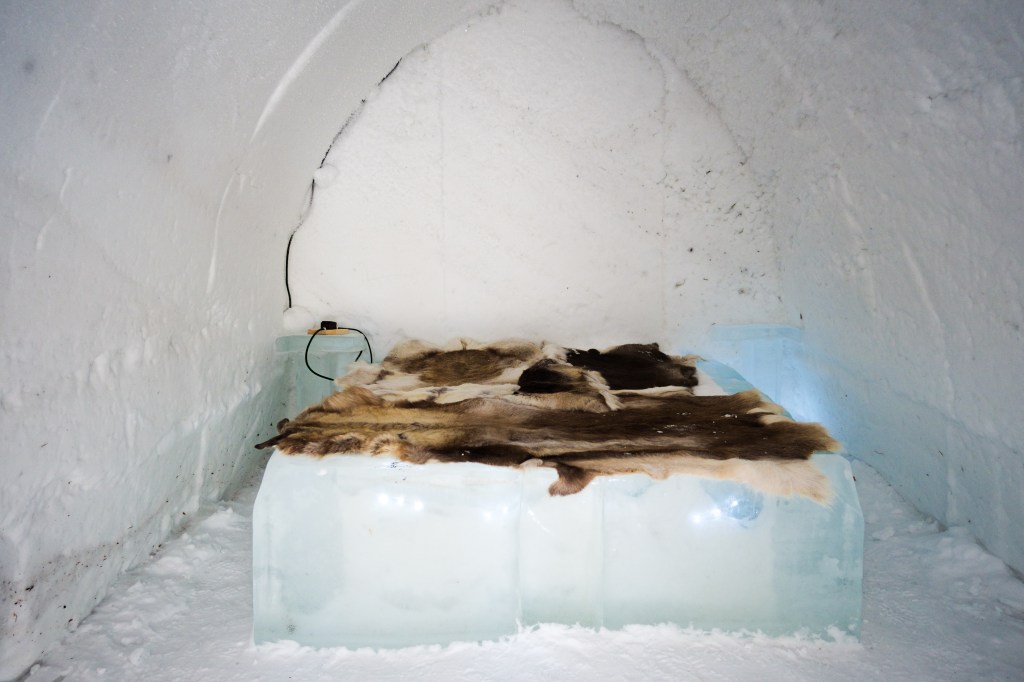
[257,339,841,503]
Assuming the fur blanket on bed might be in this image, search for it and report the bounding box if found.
[256,339,840,502]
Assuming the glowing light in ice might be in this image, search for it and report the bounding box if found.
[690,506,724,526]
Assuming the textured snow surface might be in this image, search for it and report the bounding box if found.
[25,462,1024,681]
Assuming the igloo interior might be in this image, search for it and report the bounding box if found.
[3,0,1023,679]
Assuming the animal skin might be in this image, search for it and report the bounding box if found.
[257,339,841,502]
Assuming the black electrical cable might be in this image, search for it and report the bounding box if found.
[304,326,374,382]
[337,326,373,364]
[304,328,338,381]
[284,60,400,310]
[285,152,330,310]
[379,58,402,84]
[284,230,296,309]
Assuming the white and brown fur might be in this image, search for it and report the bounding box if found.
[258,339,840,503]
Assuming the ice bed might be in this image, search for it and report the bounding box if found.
[253,335,863,647]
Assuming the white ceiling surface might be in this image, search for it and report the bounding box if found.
[2,0,1022,679]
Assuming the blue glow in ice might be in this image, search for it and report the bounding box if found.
[702,324,831,426]
[700,479,764,525]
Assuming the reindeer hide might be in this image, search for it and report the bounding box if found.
[257,339,840,503]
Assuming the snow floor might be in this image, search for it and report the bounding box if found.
[25,460,1024,681]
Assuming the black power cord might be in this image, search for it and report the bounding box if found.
[304,322,374,382]
[285,59,401,310]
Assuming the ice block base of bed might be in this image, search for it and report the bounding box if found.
[253,357,863,648]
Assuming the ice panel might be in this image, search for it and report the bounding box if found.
[274,334,369,419]
[601,474,779,631]
[253,455,522,647]
[705,324,831,426]
[770,454,864,637]
[519,467,604,627]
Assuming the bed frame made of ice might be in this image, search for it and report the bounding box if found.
[253,336,863,647]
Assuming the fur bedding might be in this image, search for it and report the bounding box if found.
[256,339,841,502]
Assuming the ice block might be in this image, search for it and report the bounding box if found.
[253,360,863,646]
[273,333,369,422]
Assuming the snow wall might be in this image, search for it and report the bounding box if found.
[2,0,1021,678]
